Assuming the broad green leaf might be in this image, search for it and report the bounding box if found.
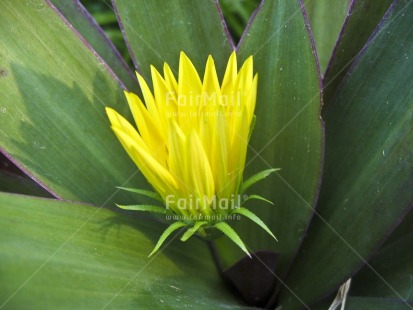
[323,0,394,103]
[117,204,166,214]
[345,297,413,310]
[304,0,351,73]
[315,295,413,310]
[279,1,413,308]
[382,207,413,246]
[0,2,146,204]
[0,192,245,309]
[218,0,323,279]
[50,0,138,92]
[112,0,233,81]
[0,170,52,198]
[350,233,413,303]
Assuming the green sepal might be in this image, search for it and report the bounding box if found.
[116,204,166,214]
[149,221,186,257]
[180,221,208,242]
[116,187,163,202]
[242,194,274,206]
[213,222,250,257]
[241,168,280,194]
[232,207,278,241]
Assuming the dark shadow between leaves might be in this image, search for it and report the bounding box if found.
[0,169,53,198]
[222,250,279,308]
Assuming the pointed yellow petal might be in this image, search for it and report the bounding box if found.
[211,109,230,199]
[105,107,149,152]
[111,127,178,199]
[221,51,237,94]
[123,91,167,166]
[197,56,221,159]
[167,120,189,192]
[227,55,254,122]
[179,51,202,87]
[187,132,215,215]
[166,121,199,216]
[245,73,258,125]
[235,59,252,115]
[136,72,161,124]
[235,55,253,93]
[151,65,177,138]
[163,62,178,94]
[178,51,202,131]
[228,106,249,194]
[201,55,222,113]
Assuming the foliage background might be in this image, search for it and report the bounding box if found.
[80,0,261,67]
[0,0,411,309]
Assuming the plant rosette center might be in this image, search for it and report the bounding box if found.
[106,51,278,257]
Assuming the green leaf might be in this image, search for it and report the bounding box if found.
[304,0,350,72]
[0,2,147,204]
[218,0,323,278]
[232,207,277,241]
[242,194,274,206]
[240,168,279,194]
[314,295,413,310]
[116,204,166,214]
[279,1,413,308]
[0,192,244,309]
[112,0,233,80]
[345,297,413,310]
[350,232,413,303]
[149,221,187,257]
[50,0,138,92]
[117,187,163,202]
[181,221,208,242]
[382,208,413,246]
[323,0,394,104]
[214,222,250,258]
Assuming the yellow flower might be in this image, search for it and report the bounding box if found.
[106,51,276,256]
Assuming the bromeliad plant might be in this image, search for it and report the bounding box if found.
[0,1,412,309]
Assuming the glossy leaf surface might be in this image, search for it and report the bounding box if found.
[50,0,138,92]
[304,0,350,72]
[279,1,413,308]
[345,297,413,309]
[0,1,146,204]
[323,0,394,103]
[0,192,245,309]
[112,0,233,80]
[216,0,323,282]
[350,233,413,304]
